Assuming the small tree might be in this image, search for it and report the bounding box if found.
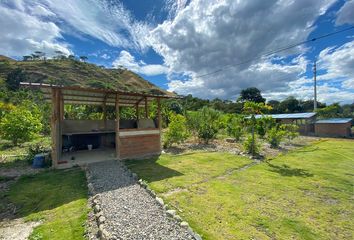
[256,116,276,138]
[243,134,260,155]
[280,124,299,143]
[186,111,199,140]
[243,101,272,155]
[194,107,221,144]
[163,113,189,148]
[23,55,32,61]
[227,115,244,141]
[267,126,285,148]
[0,106,42,145]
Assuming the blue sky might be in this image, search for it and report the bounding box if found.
[0,0,353,103]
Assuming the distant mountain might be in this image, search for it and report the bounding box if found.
[0,55,16,62]
[0,56,171,96]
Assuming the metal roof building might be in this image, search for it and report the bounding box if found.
[254,112,317,119]
[316,118,352,124]
[315,118,352,138]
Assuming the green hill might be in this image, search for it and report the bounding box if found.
[0,56,170,95]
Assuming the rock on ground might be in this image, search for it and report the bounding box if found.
[87,160,195,240]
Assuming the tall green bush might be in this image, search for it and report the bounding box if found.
[0,105,42,145]
[267,126,285,148]
[227,115,244,141]
[280,124,299,143]
[243,101,272,155]
[163,113,189,148]
[256,116,276,138]
[188,107,221,144]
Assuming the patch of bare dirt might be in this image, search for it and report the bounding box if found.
[0,164,45,240]
[0,218,41,240]
[0,166,42,179]
[164,136,319,160]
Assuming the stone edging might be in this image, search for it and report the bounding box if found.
[85,162,202,240]
[86,168,111,240]
[122,164,203,240]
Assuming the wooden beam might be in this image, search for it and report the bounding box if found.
[145,97,148,118]
[59,91,64,121]
[115,94,120,159]
[157,97,162,152]
[102,94,108,129]
[47,98,139,105]
[20,82,179,99]
[51,88,60,168]
[157,98,162,130]
[136,104,140,121]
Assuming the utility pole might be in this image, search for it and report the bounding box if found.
[313,60,317,111]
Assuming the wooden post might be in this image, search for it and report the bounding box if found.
[115,94,120,159]
[103,94,107,130]
[145,97,148,118]
[136,104,139,121]
[51,88,60,168]
[157,98,162,152]
[102,94,107,147]
[157,98,162,130]
[59,92,64,121]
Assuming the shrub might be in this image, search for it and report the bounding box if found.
[256,116,276,138]
[0,106,42,145]
[194,107,221,144]
[227,116,244,141]
[163,113,189,148]
[243,134,260,155]
[280,124,299,142]
[267,127,286,148]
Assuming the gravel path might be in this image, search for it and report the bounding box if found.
[87,160,196,240]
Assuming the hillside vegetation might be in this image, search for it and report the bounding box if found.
[0,56,168,95]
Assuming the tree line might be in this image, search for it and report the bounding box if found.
[22,50,88,62]
[174,87,353,119]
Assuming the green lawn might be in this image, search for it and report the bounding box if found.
[7,168,88,240]
[125,139,354,240]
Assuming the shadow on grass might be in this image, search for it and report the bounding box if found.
[124,156,183,182]
[267,163,314,177]
[0,167,87,221]
[0,158,28,170]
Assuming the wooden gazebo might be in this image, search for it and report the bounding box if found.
[21,82,177,168]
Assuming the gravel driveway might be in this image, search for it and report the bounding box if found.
[87,160,196,240]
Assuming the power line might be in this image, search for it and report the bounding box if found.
[195,26,354,79]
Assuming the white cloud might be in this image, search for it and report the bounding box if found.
[30,4,55,17]
[38,0,152,51]
[262,41,354,104]
[263,82,354,104]
[150,0,335,100]
[100,53,110,60]
[317,41,354,83]
[112,50,168,76]
[342,79,354,89]
[0,1,71,57]
[1,0,153,55]
[336,0,354,25]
